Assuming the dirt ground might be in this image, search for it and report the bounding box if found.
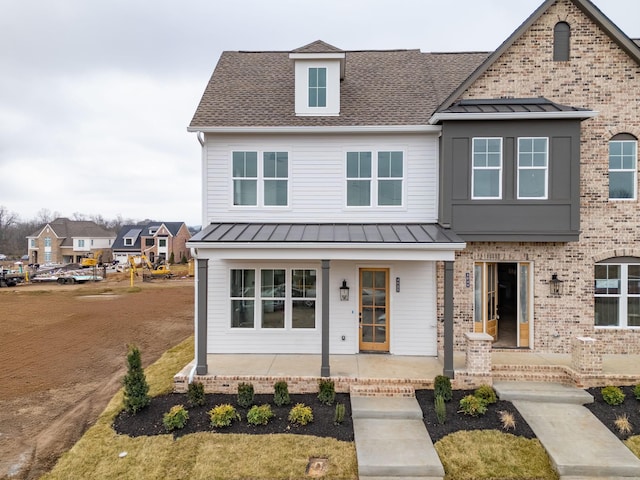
[0,273,194,480]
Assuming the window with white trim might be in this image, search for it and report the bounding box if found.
[308,67,327,107]
[44,237,52,247]
[232,151,289,206]
[346,151,403,207]
[595,260,640,327]
[230,268,317,329]
[124,237,134,246]
[518,137,548,199]
[472,138,502,199]
[609,136,637,200]
[78,239,85,248]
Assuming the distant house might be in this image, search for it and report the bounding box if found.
[26,217,115,265]
[111,221,191,265]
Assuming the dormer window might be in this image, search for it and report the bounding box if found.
[289,40,345,117]
[308,67,327,107]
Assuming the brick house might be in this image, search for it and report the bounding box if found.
[186,0,639,377]
[111,222,191,265]
[26,217,115,265]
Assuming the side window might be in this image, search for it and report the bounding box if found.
[232,151,258,206]
[230,269,255,328]
[377,151,403,206]
[263,152,288,206]
[595,260,640,328]
[308,67,327,107]
[518,138,548,199]
[609,135,637,200]
[472,138,502,199]
[553,22,570,61]
[346,152,372,206]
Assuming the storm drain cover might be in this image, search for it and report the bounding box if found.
[306,457,329,477]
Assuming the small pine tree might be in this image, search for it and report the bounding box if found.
[123,345,150,413]
[169,252,175,264]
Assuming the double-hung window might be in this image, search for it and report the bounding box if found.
[609,138,637,200]
[232,151,288,206]
[518,137,548,199]
[230,268,317,329]
[232,151,258,206]
[346,151,403,206]
[346,152,372,206]
[595,261,640,328]
[78,239,85,248]
[472,138,502,199]
[308,67,327,107]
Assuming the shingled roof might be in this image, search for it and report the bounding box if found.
[189,45,488,129]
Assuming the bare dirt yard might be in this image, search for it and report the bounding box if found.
[0,273,194,480]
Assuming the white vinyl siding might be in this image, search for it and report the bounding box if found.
[205,258,437,356]
[204,132,437,223]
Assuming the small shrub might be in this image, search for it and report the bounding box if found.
[123,345,150,414]
[274,381,291,406]
[237,382,255,408]
[334,403,346,425]
[633,384,640,400]
[434,375,452,402]
[498,410,516,431]
[163,405,189,431]
[317,378,336,406]
[601,385,625,406]
[289,403,314,425]
[458,394,488,416]
[187,381,206,407]
[209,404,240,428]
[434,394,446,424]
[615,414,633,435]
[474,384,497,404]
[247,404,274,426]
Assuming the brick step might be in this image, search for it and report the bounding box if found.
[350,384,415,398]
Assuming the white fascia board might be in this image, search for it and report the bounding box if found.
[428,110,599,125]
[289,52,346,60]
[187,125,442,134]
[187,242,466,261]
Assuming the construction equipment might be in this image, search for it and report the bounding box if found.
[81,250,103,268]
[128,255,173,281]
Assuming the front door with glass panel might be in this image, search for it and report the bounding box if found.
[359,268,389,352]
[474,262,531,348]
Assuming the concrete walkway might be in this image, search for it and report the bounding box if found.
[351,395,444,480]
[495,381,640,479]
[351,383,640,479]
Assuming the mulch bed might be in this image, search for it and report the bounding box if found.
[113,392,354,441]
[585,386,640,440]
[415,389,536,443]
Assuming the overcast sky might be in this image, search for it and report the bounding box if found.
[1,0,638,227]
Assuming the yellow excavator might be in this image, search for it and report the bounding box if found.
[128,255,172,281]
[80,250,103,268]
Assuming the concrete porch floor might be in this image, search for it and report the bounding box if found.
[200,351,640,378]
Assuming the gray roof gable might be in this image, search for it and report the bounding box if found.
[292,40,343,53]
[189,47,488,129]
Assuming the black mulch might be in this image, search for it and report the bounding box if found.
[113,393,354,442]
[415,389,536,443]
[585,386,640,440]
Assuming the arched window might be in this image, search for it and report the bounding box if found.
[553,22,570,61]
[609,133,638,200]
[595,257,640,327]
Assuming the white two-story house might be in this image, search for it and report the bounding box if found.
[187,41,485,376]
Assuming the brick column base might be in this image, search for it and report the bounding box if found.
[571,336,602,375]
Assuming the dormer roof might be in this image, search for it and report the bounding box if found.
[291,40,343,54]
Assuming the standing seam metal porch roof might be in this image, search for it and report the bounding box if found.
[189,223,463,245]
